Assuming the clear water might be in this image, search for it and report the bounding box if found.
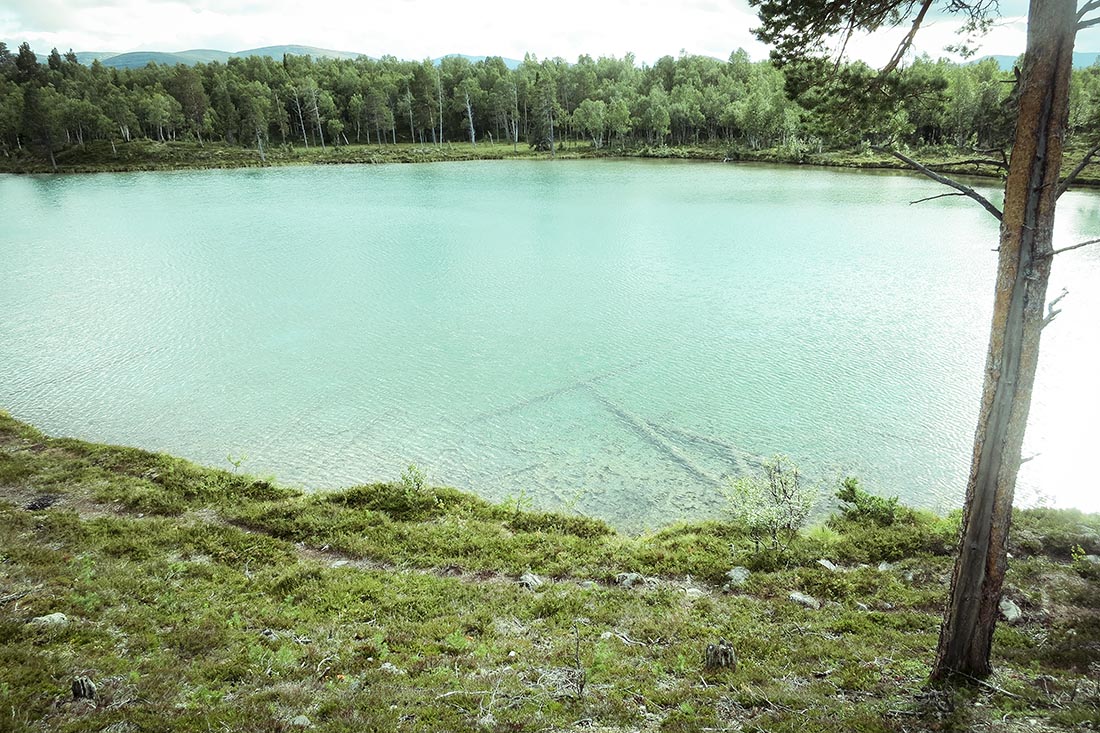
[1,160,1097,529]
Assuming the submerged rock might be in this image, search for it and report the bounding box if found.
[789,591,820,610]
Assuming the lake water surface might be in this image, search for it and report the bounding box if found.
[2,159,1097,529]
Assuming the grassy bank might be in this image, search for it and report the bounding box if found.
[3,139,1098,188]
[2,410,1099,732]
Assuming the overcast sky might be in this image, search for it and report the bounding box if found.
[2,0,1098,63]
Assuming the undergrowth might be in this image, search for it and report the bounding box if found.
[2,409,1099,732]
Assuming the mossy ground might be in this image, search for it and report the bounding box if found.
[1,139,1097,190]
[2,410,1099,732]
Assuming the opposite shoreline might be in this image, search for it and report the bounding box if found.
[3,139,1099,189]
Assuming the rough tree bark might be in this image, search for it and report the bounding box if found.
[931,0,1077,680]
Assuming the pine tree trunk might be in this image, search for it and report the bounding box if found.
[931,0,1076,680]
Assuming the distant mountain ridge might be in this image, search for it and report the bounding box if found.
[24,46,526,70]
[29,46,1097,72]
[31,45,368,69]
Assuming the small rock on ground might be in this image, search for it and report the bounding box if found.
[379,662,406,675]
[1000,597,1023,624]
[29,612,68,626]
[724,567,751,589]
[615,572,649,589]
[518,572,543,589]
[789,591,821,610]
[817,558,839,572]
[288,714,312,728]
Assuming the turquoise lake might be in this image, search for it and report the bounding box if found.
[1,159,1097,529]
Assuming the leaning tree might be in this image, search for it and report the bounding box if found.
[750,0,1100,679]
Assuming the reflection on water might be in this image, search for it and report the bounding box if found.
[1,160,1097,529]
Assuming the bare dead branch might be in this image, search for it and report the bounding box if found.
[834,16,857,75]
[1042,288,1069,330]
[1079,15,1100,30]
[1057,141,1100,196]
[1045,237,1100,257]
[926,158,1009,170]
[880,0,934,75]
[876,147,1003,221]
[0,590,33,606]
[1080,0,1100,22]
[911,192,968,205]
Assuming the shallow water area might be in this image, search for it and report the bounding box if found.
[2,159,1097,529]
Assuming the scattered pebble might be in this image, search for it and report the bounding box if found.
[518,572,543,589]
[615,572,647,589]
[724,567,751,589]
[789,591,820,610]
[1000,597,1023,624]
[379,662,406,675]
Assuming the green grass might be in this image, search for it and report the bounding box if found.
[2,409,1100,731]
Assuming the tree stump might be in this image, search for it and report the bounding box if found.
[703,639,737,671]
[72,676,96,700]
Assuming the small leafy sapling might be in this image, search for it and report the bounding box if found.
[727,454,818,553]
[399,463,427,494]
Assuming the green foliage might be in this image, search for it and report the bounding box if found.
[5,39,1098,182]
[835,476,904,526]
[4,411,1100,731]
[399,463,427,494]
[727,455,818,553]
[507,510,613,539]
[829,509,958,564]
[1012,507,1100,558]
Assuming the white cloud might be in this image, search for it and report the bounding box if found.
[1,0,1097,63]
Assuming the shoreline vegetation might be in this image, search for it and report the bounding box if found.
[3,138,1100,187]
[2,43,1099,186]
[2,410,1099,731]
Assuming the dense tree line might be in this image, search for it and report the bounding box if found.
[2,40,1100,167]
